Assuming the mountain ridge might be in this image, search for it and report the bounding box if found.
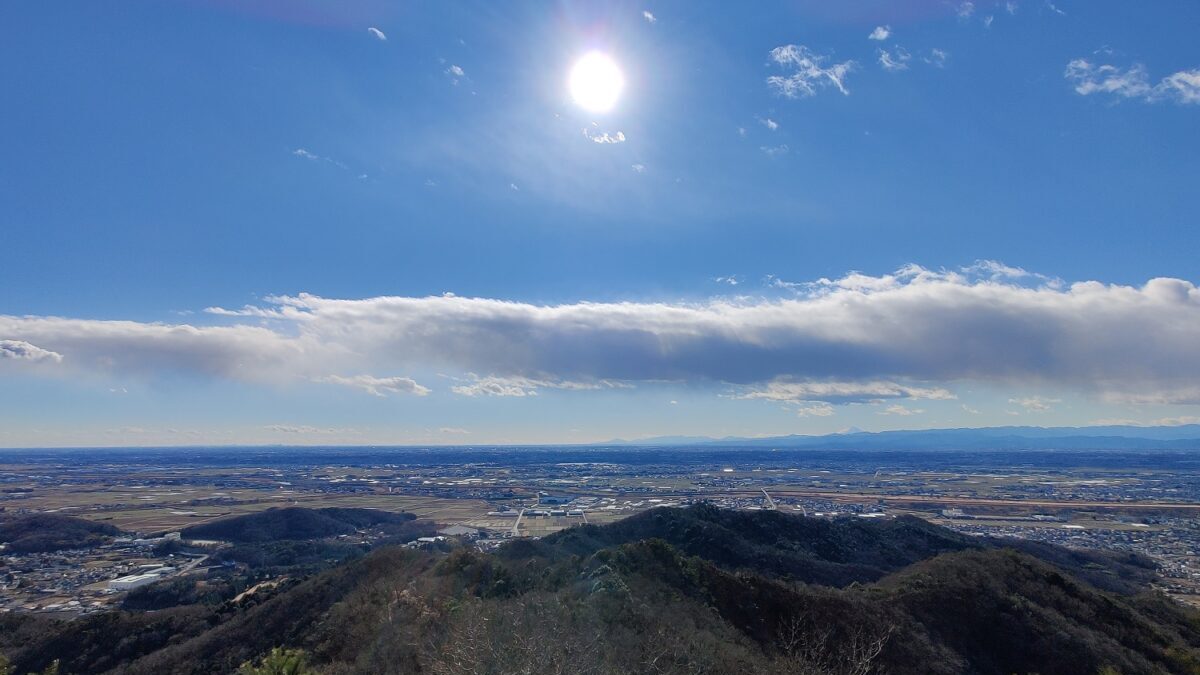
[605,423,1200,449]
[0,506,1187,674]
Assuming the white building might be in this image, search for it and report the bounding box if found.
[108,574,161,591]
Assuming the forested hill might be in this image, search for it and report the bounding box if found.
[179,507,417,542]
[0,514,122,553]
[3,505,1198,675]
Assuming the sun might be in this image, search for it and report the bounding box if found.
[569,51,625,113]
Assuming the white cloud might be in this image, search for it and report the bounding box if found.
[924,49,949,68]
[737,380,955,405]
[631,163,646,173]
[1065,59,1152,99]
[767,44,855,98]
[0,340,63,363]
[1008,396,1060,412]
[445,64,466,84]
[796,402,835,417]
[760,144,789,156]
[1045,1,1065,16]
[318,374,431,397]
[984,15,994,28]
[1066,59,1200,105]
[1158,69,1200,104]
[439,427,471,434]
[868,26,891,41]
[452,375,539,397]
[761,117,779,131]
[290,148,349,171]
[1006,2,1019,14]
[509,183,520,191]
[642,10,656,24]
[962,404,982,414]
[879,405,923,416]
[450,375,625,398]
[7,265,1200,406]
[878,47,911,72]
[583,128,627,144]
[367,27,386,41]
[956,2,975,19]
[265,424,361,435]
[714,275,741,286]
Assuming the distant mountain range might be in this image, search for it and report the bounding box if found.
[605,424,1200,450]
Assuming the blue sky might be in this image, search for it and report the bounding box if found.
[2,1,1199,446]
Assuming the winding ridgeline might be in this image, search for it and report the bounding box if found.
[3,505,1199,675]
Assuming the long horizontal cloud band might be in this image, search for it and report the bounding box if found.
[2,266,1199,403]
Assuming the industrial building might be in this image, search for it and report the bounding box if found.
[107,574,161,591]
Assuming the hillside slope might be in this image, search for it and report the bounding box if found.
[3,506,1196,675]
[180,507,417,542]
[0,514,121,553]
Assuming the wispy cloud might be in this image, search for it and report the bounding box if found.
[318,374,431,397]
[737,380,955,405]
[583,127,627,144]
[367,27,386,41]
[760,144,789,157]
[631,163,646,173]
[878,47,911,72]
[760,117,779,131]
[265,424,361,435]
[767,44,855,98]
[291,148,348,170]
[642,10,656,24]
[451,375,627,398]
[956,2,975,19]
[878,404,923,416]
[796,402,835,417]
[868,26,891,41]
[1008,396,1060,412]
[1045,1,1065,16]
[1158,70,1200,104]
[1065,59,1200,105]
[924,49,949,68]
[445,64,466,85]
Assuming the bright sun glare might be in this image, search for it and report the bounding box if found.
[569,51,624,113]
